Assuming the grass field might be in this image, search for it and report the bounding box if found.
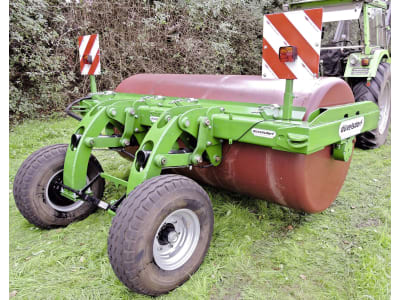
[9,116,391,299]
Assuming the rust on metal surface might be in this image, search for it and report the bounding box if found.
[116,74,355,213]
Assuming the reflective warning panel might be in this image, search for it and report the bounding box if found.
[262,8,323,80]
[78,34,101,75]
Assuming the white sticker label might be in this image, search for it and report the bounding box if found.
[339,116,364,139]
[150,116,159,123]
[251,128,276,139]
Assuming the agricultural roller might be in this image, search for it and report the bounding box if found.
[13,4,389,296]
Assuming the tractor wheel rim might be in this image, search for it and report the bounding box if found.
[153,208,200,271]
[45,170,84,212]
[378,79,391,135]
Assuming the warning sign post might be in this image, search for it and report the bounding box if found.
[78,34,101,93]
[262,8,323,120]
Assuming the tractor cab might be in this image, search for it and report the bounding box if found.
[287,0,390,78]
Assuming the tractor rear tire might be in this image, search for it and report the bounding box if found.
[13,144,105,229]
[353,63,391,149]
[108,174,213,296]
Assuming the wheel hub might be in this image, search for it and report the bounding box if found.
[45,170,84,212]
[168,231,179,243]
[153,208,200,271]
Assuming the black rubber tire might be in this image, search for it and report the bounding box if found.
[13,144,105,229]
[353,63,391,149]
[108,174,213,296]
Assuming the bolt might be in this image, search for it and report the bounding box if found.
[158,246,163,251]
[165,115,171,122]
[204,119,211,126]
[208,125,212,129]
[85,138,95,147]
[168,231,179,243]
[134,115,139,119]
[196,156,203,164]
[206,141,212,146]
[134,128,139,132]
[111,109,117,116]
[161,158,167,165]
[129,109,135,115]
[123,139,130,146]
[184,119,190,127]
[214,156,221,162]
[220,107,225,112]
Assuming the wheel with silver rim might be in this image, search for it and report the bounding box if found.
[108,175,213,296]
[353,63,391,149]
[13,144,105,229]
[153,208,201,271]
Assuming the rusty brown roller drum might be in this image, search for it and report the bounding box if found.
[116,74,355,213]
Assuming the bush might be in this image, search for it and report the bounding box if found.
[9,0,77,121]
[9,0,283,123]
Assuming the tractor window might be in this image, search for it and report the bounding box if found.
[322,20,362,47]
[367,6,386,48]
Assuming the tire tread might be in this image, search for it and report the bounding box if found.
[108,175,211,296]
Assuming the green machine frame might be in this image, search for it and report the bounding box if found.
[61,77,379,214]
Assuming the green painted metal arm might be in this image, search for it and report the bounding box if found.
[289,0,387,10]
[63,92,379,200]
[289,0,355,10]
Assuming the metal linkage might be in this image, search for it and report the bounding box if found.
[57,173,110,210]
[61,91,380,211]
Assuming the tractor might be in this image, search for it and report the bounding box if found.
[286,0,391,149]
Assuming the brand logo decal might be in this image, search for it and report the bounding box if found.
[339,116,364,139]
[251,128,276,139]
[150,116,159,123]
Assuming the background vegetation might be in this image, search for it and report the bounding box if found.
[10,0,284,122]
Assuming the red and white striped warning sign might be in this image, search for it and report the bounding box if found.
[262,8,323,80]
[78,34,101,75]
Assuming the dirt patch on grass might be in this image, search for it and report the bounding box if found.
[356,218,381,228]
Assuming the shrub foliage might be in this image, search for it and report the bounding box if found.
[10,0,283,122]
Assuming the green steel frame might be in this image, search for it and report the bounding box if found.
[289,0,356,10]
[61,88,380,210]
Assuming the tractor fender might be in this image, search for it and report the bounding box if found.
[344,49,390,79]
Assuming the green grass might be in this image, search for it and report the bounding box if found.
[9,116,391,299]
